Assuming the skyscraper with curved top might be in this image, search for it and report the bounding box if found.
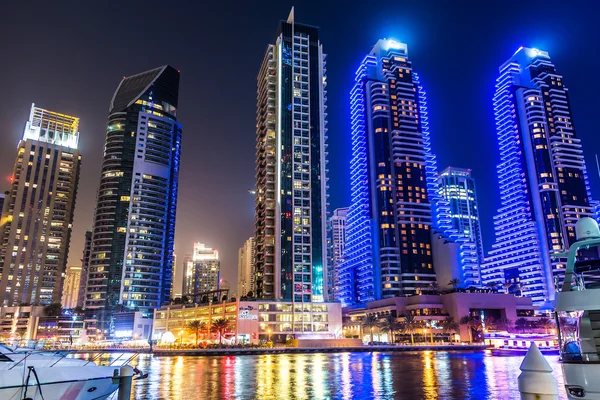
[86,66,181,334]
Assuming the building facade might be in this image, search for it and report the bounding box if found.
[482,48,595,306]
[184,243,220,296]
[152,300,342,344]
[85,66,182,332]
[237,237,255,297]
[327,207,348,301]
[254,9,329,303]
[340,39,438,305]
[343,292,538,343]
[62,265,82,309]
[0,105,81,306]
[77,229,92,308]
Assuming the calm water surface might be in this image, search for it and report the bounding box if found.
[114,351,567,399]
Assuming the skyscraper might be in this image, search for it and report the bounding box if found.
[184,243,220,297]
[254,9,329,302]
[435,167,483,287]
[62,265,82,309]
[327,207,348,301]
[237,237,255,297]
[77,229,92,308]
[482,47,595,305]
[340,39,436,305]
[0,104,81,306]
[86,66,182,331]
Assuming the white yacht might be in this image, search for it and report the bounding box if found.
[555,217,600,399]
[0,344,123,400]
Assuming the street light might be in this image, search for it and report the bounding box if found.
[267,328,272,342]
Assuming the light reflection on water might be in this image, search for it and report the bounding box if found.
[100,350,569,399]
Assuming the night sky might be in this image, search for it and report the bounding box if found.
[1,1,599,294]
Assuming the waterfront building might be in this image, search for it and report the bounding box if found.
[77,230,92,308]
[237,237,255,297]
[254,8,329,302]
[85,66,182,333]
[327,207,348,301]
[62,265,82,309]
[0,193,5,215]
[343,292,538,343]
[482,48,596,306]
[113,311,153,340]
[184,243,220,296]
[340,39,477,306]
[0,104,81,306]
[152,299,342,345]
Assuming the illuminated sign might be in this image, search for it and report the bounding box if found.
[238,310,258,320]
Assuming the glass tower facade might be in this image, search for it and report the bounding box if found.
[86,66,182,333]
[482,48,595,305]
[0,104,81,306]
[254,10,329,303]
[438,167,484,264]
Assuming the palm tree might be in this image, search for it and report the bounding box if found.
[448,278,461,290]
[440,317,459,342]
[515,318,529,333]
[460,315,478,343]
[377,315,402,344]
[211,318,231,345]
[483,316,495,332]
[502,282,512,293]
[187,320,207,346]
[485,282,498,291]
[401,314,421,345]
[362,315,379,343]
[536,317,555,334]
[495,317,513,332]
[427,282,439,294]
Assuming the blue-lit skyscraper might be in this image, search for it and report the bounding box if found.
[482,48,595,305]
[340,39,436,305]
[254,9,329,302]
[86,66,182,334]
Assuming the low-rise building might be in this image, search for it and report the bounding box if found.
[152,300,342,345]
[344,292,539,342]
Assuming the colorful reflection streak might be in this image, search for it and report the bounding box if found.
[120,351,568,399]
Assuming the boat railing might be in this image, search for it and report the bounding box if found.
[4,348,141,370]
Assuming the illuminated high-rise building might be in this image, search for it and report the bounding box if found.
[0,104,81,306]
[184,243,220,296]
[86,66,182,331]
[62,265,82,309]
[77,229,92,308]
[339,39,478,306]
[339,39,435,305]
[327,207,348,301]
[482,48,595,305]
[237,237,255,297]
[435,167,483,286]
[254,8,329,302]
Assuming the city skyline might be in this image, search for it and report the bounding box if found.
[1,2,600,292]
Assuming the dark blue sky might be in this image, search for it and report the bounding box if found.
[1,1,599,289]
